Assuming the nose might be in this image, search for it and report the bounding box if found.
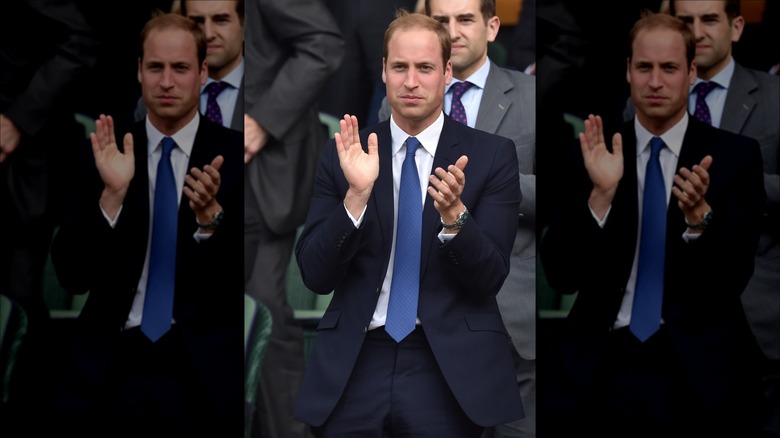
[446,21,458,41]
[160,66,174,89]
[648,67,663,88]
[403,69,418,90]
[203,19,215,40]
[691,19,703,40]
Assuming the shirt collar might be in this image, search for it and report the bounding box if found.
[634,112,687,158]
[691,56,734,91]
[446,57,491,93]
[202,57,244,92]
[389,111,444,158]
[146,112,199,157]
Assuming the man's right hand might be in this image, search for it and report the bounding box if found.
[579,114,623,219]
[336,114,378,218]
[91,114,134,219]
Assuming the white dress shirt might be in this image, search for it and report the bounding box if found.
[199,58,243,128]
[688,56,734,129]
[444,59,490,128]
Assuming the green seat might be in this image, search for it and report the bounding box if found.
[319,112,341,139]
[244,294,272,438]
[0,295,28,404]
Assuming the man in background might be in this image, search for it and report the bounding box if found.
[243,0,344,435]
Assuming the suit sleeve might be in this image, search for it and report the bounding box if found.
[4,1,97,137]
[439,137,522,298]
[245,0,344,141]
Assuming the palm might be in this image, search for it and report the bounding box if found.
[90,115,134,194]
[335,115,379,193]
[579,115,623,192]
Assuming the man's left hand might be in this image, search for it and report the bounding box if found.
[428,155,468,226]
[185,155,224,231]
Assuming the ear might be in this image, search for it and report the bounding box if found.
[626,57,631,84]
[689,60,697,84]
[382,57,387,84]
[445,59,453,85]
[137,58,142,83]
[486,15,500,43]
[730,15,745,43]
[200,60,208,85]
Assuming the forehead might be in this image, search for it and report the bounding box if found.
[632,28,687,62]
[143,28,198,61]
[185,0,238,16]
[387,28,442,63]
[429,0,482,16]
[674,0,727,17]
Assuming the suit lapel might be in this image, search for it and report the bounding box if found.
[475,61,512,134]
[373,123,395,264]
[231,79,245,131]
[721,63,757,134]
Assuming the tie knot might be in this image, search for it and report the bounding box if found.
[694,81,716,98]
[450,81,474,98]
[649,137,664,157]
[405,137,420,157]
[161,137,176,157]
[206,81,229,98]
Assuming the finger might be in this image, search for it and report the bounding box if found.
[123,133,134,156]
[349,115,360,143]
[367,133,378,157]
[335,132,345,156]
[612,133,623,158]
[579,132,589,157]
[90,132,100,156]
[595,115,604,144]
[107,115,116,145]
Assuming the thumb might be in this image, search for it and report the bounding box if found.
[455,155,468,171]
[123,133,134,156]
[698,155,713,171]
[210,155,225,171]
[611,132,623,157]
[367,132,379,156]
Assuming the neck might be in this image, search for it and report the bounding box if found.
[637,108,686,137]
[149,109,198,137]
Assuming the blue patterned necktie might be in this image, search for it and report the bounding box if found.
[386,137,422,342]
[205,81,229,125]
[630,136,667,342]
[449,81,474,125]
[692,81,716,125]
[142,136,178,342]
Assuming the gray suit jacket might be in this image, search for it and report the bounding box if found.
[624,62,780,359]
[379,61,537,358]
[245,0,344,235]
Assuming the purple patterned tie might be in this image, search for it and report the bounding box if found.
[692,81,716,125]
[449,81,474,125]
[205,81,229,125]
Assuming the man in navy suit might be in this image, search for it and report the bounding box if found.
[294,10,523,437]
[51,13,243,436]
[540,12,765,436]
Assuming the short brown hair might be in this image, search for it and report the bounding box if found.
[628,11,695,68]
[140,11,207,66]
[424,0,496,24]
[383,10,451,71]
[670,0,740,22]
[181,0,245,25]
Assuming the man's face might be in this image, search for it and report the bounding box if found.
[627,28,696,133]
[673,1,743,80]
[184,0,243,80]
[429,0,498,80]
[383,28,452,134]
[139,28,207,131]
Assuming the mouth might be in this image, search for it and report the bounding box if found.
[399,95,423,105]
[156,95,178,104]
[207,44,221,52]
[644,95,667,105]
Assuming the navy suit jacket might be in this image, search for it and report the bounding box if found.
[52,116,244,419]
[540,117,766,420]
[294,115,524,427]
